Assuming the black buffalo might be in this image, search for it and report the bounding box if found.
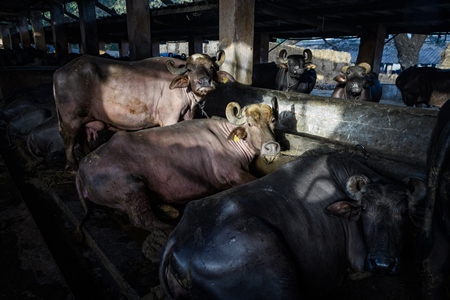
[420,99,450,299]
[331,63,382,102]
[395,66,450,107]
[159,155,426,299]
[252,49,317,93]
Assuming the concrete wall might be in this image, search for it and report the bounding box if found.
[202,83,438,180]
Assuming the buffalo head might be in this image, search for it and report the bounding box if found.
[277,49,316,78]
[225,97,280,163]
[327,175,426,275]
[166,50,235,99]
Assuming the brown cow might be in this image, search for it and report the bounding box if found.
[53,51,235,171]
[75,98,280,241]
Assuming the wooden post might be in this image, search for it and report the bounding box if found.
[151,37,160,57]
[10,25,21,49]
[126,0,151,60]
[219,0,255,84]
[78,0,99,55]
[18,15,31,48]
[30,11,47,55]
[51,0,69,63]
[0,26,11,49]
[356,24,386,74]
[189,36,203,55]
[254,32,269,63]
[119,39,129,58]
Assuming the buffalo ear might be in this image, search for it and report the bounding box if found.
[402,177,427,227]
[333,75,346,84]
[228,127,247,142]
[169,75,189,89]
[305,63,317,70]
[215,71,236,84]
[327,201,361,221]
[279,63,288,69]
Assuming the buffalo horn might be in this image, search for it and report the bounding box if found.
[215,50,226,67]
[303,49,313,63]
[166,60,187,75]
[278,49,288,64]
[358,62,372,73]
[225,102,246,125]
[345,174,370,200]
[271,97,279,121]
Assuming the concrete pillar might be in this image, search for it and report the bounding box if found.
[0,26,11,49]
[78,0,99,55]
[357,24,386,74]
[18,16,31,48]
[219,0,255,84]
[189,36,203,55]
[119,39,129,58]
[51,1,69,63]
[126,0,151,60]
[30,11,47,55]
[254,32,269,63]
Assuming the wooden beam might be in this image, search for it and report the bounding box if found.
[79,0,99,55]
[51,0,69,63]
[30,11,47,55]
[95,0,118,16]
[18,15,31,48]
[126,0,151,60]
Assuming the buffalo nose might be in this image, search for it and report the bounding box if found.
[365,254,398,274]
[262,141,280,156]
[198,76,212,87]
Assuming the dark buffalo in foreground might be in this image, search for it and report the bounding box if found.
[75,99,280,241]
[420,100,450,299]
[53,51,235,171]
[252,49,317,93]
[331,63,382,102]
[395,66,450,107]
[159,155,426,299]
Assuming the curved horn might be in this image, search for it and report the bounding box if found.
[278,49,288,64]
[303,49,313,63]
[166,60,187,75]
[345,174,370,200]
[358,62,372,73]
[225,102,246,125]
[271,97,279,121]
[215,50,226,67]
[341,65,349,73]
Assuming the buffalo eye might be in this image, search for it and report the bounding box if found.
[361,205,366,211]
[247,122,253,127]
[271,117,276,123]
[401,208,409,216]
[362,71,366,76]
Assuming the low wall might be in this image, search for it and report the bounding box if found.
[203,83,438,180]
[0,66,57,98]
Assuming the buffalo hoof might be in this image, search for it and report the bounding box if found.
[142,230,170,264]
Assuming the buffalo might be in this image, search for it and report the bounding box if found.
[395,66,450,107]
[252,49,317,93]
[159,155,426,299]
[75,99,280,243]
[420,99,450,299]
[331,63,382,102]
[53,51,235,171]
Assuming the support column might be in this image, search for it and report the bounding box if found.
[126,0,151,60]
[253,32,269,63]
[356,24,386,74]
[119,39,129,58]
[18,16,31,48]
[51,1,68,63]
[189,35,203,55]
[219,0,255,84]
[0,26,11,49]
[10,25,20,49]
[79,0,99,55]
[30,11,47,54]
[151,37,160,57]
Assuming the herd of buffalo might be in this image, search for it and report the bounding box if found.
[0,49,449,299]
